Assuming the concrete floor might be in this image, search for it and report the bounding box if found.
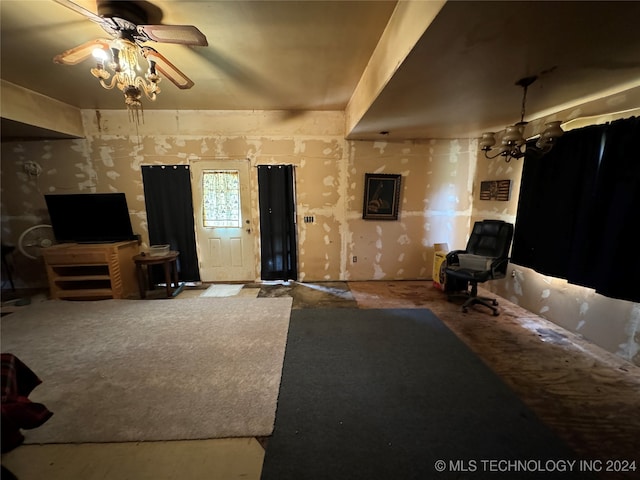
[2,281,639,479]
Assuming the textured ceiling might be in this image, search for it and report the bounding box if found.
[2,1,640,141]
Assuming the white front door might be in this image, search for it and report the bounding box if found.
[191,159,255,282]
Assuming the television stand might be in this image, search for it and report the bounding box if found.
[76,240,118,244]
[42,241,140,300]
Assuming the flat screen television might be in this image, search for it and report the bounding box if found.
[45,193,136,243]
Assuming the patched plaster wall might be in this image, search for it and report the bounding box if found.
[346,138,475,280]
[1,109,472,287]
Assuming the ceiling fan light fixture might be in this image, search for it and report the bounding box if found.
[52,0,208,125]
[481,76,564,162]
[85,39,162,123]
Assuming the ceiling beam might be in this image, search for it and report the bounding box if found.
[1,80,84,139]
[344,0,446,139]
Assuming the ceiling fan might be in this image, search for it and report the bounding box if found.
[52,0,208,116]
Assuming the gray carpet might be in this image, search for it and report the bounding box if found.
[1,297,292,443]
[261,308,588,480]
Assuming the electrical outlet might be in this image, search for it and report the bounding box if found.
[353,256,357,263]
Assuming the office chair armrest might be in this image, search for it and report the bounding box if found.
[445,249,467,265]
[489,257,509,276]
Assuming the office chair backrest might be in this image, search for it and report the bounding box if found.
[466,220,514,272]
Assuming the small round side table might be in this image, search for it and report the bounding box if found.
[132,251,180,299]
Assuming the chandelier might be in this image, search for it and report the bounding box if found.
[479,76,564,162]
[90,39,161,123]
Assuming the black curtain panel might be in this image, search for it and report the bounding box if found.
[141,165,200,282]
[511,126,604,279]
[511,117,640,303]
[585,116,640,302]
[257,165,298,281]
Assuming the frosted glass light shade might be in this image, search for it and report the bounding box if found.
[536,121,564,149]
[542,121,564,140]
[502,125,524,145]
[479,132,496,150]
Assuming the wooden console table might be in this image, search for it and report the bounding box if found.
[132,251,181,299]
[42,241,140,300]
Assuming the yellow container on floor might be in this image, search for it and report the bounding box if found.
[432,243,449,291]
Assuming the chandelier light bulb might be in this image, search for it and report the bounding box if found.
[92,47,108,61]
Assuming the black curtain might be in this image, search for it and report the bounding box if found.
[511,117,640,303]
[257,165,298,281]
[585,117,640,301]
[511,125,604,279]
[141,165,200,282]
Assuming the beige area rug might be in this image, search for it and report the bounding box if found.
[1,297,292,444]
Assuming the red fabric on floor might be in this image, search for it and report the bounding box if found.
[1,353,53,452]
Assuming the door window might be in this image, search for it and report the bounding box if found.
[202,170,241,228]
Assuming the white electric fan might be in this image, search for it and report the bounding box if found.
[17,224,56,260]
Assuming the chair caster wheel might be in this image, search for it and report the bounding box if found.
[492,300,498,306]
[462,307,468,313]
[492,311,499,316]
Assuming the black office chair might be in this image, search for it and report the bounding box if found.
[444,220,514,316]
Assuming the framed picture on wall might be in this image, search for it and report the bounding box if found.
[363,173,402,220]
[479,179,511,201]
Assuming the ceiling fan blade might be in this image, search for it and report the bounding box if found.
[142,48,195,89]
[53,39,110,65]
[53,0,113,27]
[138,25,208,46]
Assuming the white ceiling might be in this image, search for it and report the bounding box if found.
[2,0,640,141]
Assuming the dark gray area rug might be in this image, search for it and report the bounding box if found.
[261,308,588,480]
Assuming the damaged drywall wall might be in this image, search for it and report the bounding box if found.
[346,138,474,281]
[2,110,475,286]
